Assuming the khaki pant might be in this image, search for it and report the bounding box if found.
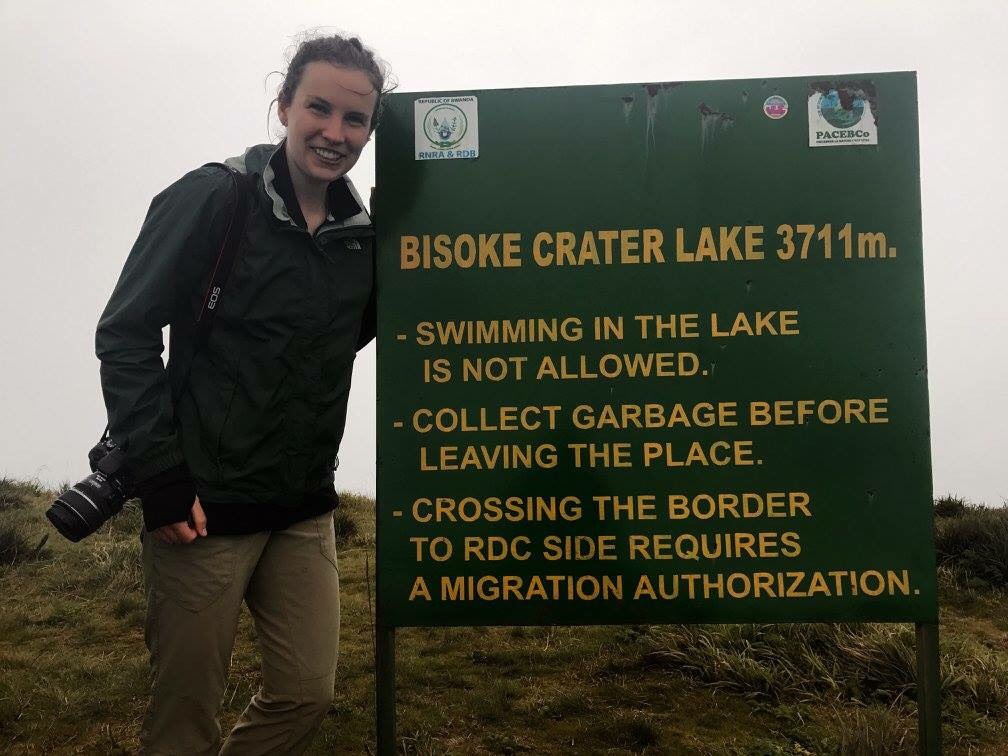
[139,513,340,755]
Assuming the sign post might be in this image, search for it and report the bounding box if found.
[375,71,937,752]
[375,623,395,756]
[916,622,942,755]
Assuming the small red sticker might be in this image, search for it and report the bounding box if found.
[763,95,789,120]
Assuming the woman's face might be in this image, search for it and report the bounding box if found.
[278,62,378,190]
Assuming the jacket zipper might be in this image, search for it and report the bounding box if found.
[277,218,371,250]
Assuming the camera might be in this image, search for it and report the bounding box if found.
[46,437,133,542]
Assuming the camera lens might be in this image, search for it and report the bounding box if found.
[46,497,92,542]
[45,474,125,542]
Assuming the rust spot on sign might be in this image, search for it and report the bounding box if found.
[698,102,735,153]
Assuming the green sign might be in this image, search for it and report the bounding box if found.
[375,72,936,628]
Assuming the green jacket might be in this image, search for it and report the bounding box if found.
[96,142,375,532]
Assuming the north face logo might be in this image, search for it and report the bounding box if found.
[344,239,362,251]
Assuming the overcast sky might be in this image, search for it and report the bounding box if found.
[1,0,1005,505]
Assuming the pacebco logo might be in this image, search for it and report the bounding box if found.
[817,88,865,129]
[423,103,468,150]
[807,81,877,147]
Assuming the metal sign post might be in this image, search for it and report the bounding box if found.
[916,622,942,755]
[375,625,395,756]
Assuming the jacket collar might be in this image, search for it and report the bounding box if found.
[226,141,372,233]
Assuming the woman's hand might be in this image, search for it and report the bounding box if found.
[152,497,207,544]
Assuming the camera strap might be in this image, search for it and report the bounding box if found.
[164,162,253,405]
[193,163,253,352]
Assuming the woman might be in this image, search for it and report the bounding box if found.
[95,33,386,754]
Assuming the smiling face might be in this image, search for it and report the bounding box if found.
[278,62,379,191]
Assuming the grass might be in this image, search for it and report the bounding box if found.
[0,520,49,567]
[637,619,1008,750]
[1,479,1007,753]
[0,476,42,511]
[934,496,1008,589]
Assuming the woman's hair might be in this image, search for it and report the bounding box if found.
[274,32,392,132]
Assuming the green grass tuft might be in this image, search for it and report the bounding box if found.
[641,620,1008,747]
[0,477,48,510]
[935,503,1008,589]
[935,495,968,519]
[0,523,49,566]
[593,714,661,749]
[831,704,917,755]
[332,509,359,545]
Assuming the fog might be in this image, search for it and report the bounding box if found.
[1,0,1004,505]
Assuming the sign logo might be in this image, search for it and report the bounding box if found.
[414,96,480,160]
[807,82,878,147]
[763,95,788,119]
[817,89,864,128]
[423,104,468,149]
